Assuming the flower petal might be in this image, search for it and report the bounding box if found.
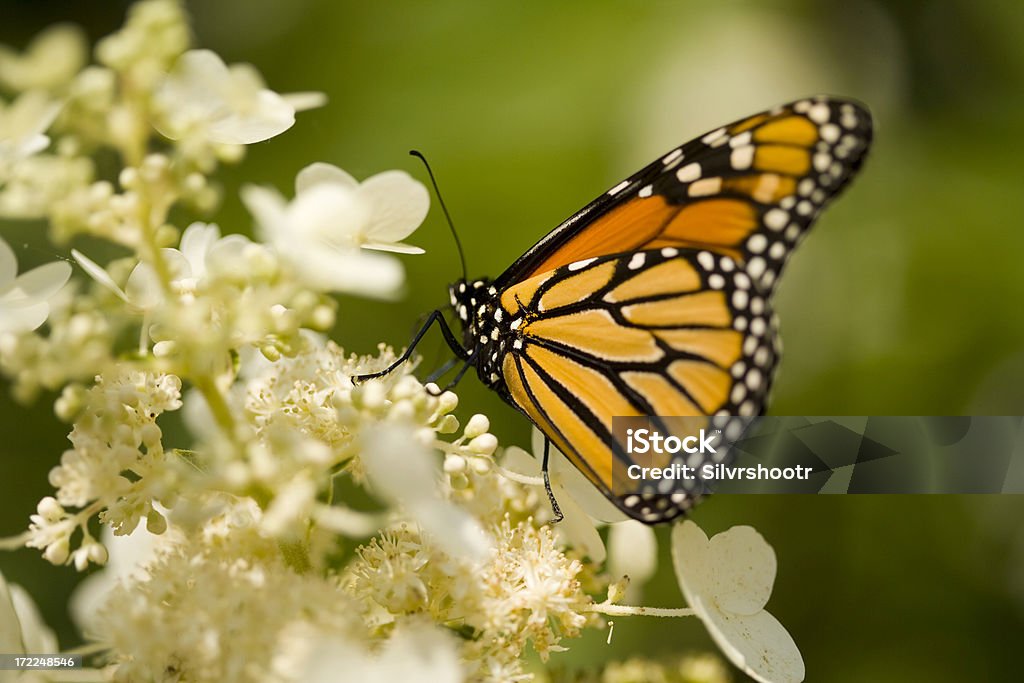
[708,525,776,616]
[287,183,370,246]
[501,446,540,477]
[696,605,804,683]
[295,162,358,194]
[124,263,163,309]
[361,425,490,560]
[290,241,403,299]
[533,429,628,523]
[0,237,17,285]
[608,520,658,586]
[125,250,189,308]
[671,520,716,608]
[356,170,430,243]
[207,89,295,144]
[178,222,221,277]
[362,240,425,255]
[360,425,441,507]
[551,483,606,564]
[5,261,71,301]
[282,91,328,112]
[0,572,25,655]
[0,300,49,333]
[9,585,57,654]
[240,185,288,241]
[71,249,129,302]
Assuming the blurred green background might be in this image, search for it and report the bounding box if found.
[3,1,1024,680]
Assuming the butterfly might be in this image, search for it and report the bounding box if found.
[357,96,873,524]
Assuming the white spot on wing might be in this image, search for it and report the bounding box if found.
[567,257,597,271]
[662,148,683,165]
[687,177,721,197]
[608,180,630,195]
[764,208,787,231]
[628,253,646,270]
[702,127,727,145]
[808,102,830,124]
[676,162,702,183]
[730,146,754,170]
[729,131,752,148]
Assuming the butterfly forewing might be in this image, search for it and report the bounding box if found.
[494,248,778,523]
[496,97,872,295]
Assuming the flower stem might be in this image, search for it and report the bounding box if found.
[195,377,235,437]
[588,601,696,618]
[278,539,312,574]
[494,465,544,487]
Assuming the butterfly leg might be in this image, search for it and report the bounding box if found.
[353,309,471,384]
[437,351,479,393]
[541,437,564,524]
[424,356,461,385]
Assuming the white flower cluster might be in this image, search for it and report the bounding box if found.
[0,3,805,682]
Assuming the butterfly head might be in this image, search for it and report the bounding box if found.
[448,276,497,340]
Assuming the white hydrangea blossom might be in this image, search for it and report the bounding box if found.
[0,3,806,682]
[0,236,71,334]
[153,49,326,150]
[0,91,61,182]
[672,521,805,683]
[242,162,429,298]
[0,24,88,92]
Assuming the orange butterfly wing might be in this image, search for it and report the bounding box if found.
[496,97,872,295]
[495,248,775,522]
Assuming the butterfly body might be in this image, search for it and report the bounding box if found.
[383,96,872,523]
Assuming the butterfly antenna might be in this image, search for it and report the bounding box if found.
[410,150,468,282]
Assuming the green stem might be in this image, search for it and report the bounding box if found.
[278,539,312,574]
[195,378,236,437]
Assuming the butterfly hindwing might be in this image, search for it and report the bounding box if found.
[495,248,778,523]
[496,97,872,295]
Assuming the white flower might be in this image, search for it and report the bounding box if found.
[672,521,804,683]
[242,163,428,298]
[607,520,658,598]
[0,24,88,92]
[124,222,251,307]
[302,623,463,683]
[0,236,71,334]
[502,428,628,564]
[69,523,166,635]
[0,571,59,661]
[153,49,325,146]
[0,91,60,181]
[72,222,251,309]
[361,424,491,562]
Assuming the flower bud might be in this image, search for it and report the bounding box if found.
[468,433,498,456]
[464,414,490,439]
[607,576,630,604]
[470,455,491,475]
[87,542,109,566]
[44,538,70,565]
[444,454,467,474]
[436,391,458,414]
[146,510,168,535]
[37,496,64,521]
[436,414,459,434]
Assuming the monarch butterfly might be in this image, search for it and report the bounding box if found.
[357,96,873,524]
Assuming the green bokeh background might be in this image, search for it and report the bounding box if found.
[3,1,1024,680]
